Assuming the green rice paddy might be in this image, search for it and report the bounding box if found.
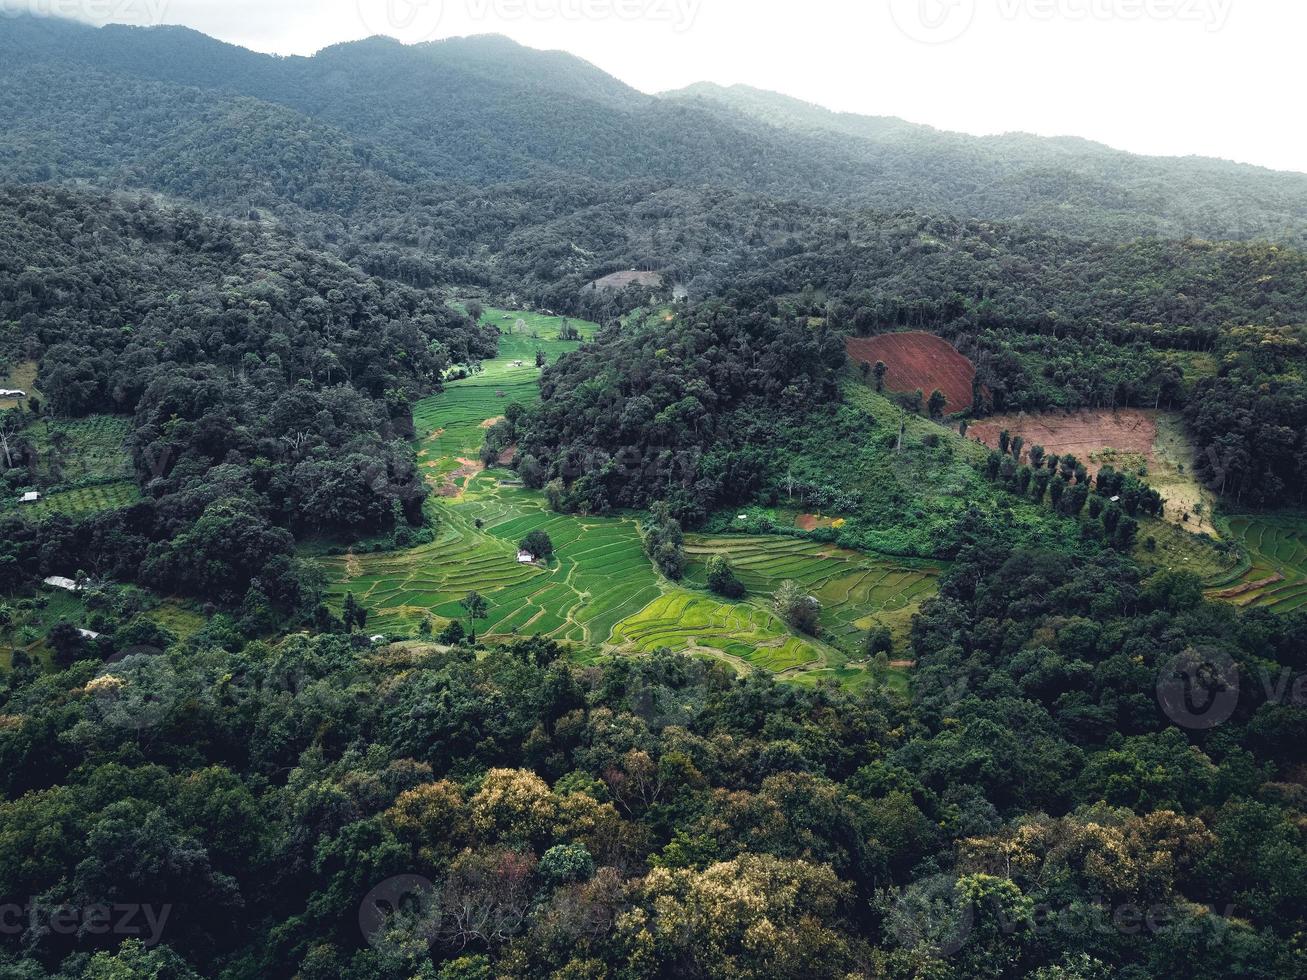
[683,535,940,649]
[1206,515,1307,612]
[320,308,941,684]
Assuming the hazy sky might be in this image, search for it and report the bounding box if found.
[46,0,1306,172]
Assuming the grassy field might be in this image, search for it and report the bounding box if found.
[1206,514,1307,612]
[0,360,39,410]
[10,481,142,519]
[320,309,938,686]
[0,587,207,670]
[683,535,939,654]
[1,414,139,519]
[1136,517,1238,582]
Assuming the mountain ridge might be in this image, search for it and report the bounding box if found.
[2,14,1306,244]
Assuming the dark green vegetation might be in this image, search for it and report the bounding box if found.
[0,184,493,613]
[5,17,1307,245]
[0,522,1303,978]
[1,14,1306,980]
[320,311,922,682]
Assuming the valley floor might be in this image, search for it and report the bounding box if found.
[319,309,938,686]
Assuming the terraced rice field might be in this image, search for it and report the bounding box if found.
[683,536,941,650]
[1207,515,1307,612]
[321,309,940,683]
[326,474,665,645]
[610,593,823,672]
[415,311,594,493]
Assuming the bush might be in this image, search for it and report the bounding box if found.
[706,555,745,599]
[519,529,554,560]
[774,580,821,636]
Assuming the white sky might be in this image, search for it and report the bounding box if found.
[47,0,1307,173]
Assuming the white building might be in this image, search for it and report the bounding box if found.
[20,492,41,504]
[43,576,79,592]
[517,550,536,564]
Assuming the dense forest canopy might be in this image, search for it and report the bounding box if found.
[0,184,493,606]
[0,13,1305,980]
[3,15,1307,245]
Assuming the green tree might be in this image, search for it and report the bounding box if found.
[706,555,745,599]
[461,591,488,643]
[873,360,888,391]
[774,580,821,636]
[519,529,554,560]
[927,389,948,418]
[865,625,893,658]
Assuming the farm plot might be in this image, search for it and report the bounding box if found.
[0,588,205,669]
[846,332,979,413]
[415,311,598,495]
[683,535,941,651]
[323,309,665,643]
[11,481,141,519]
[970,409,1158,477]
[970,409,1218,535]
[1207,515,1307,612]
[610,593,823,673]
[321,309,910,682]
[1,415,139,521]
[0,360,39,410]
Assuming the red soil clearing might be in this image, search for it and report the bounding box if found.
[969,409,1159,477]
[795,514,837,531]
[846,332,977,412]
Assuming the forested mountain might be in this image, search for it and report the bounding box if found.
[3,15,1307,244]
[1,13,1307,980]
[665,82,1307,243]
[0,184,492,606]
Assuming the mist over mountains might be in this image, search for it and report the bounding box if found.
[3,14,1306,244]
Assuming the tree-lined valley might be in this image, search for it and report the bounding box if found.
[0,12,1305,980]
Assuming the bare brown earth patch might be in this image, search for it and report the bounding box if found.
[845,332,978,412]
[1213,574,1285,599]
[969,409,1159,478]
[586,270,663,292]
[480,416,504,429]
[796,514,838,531]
